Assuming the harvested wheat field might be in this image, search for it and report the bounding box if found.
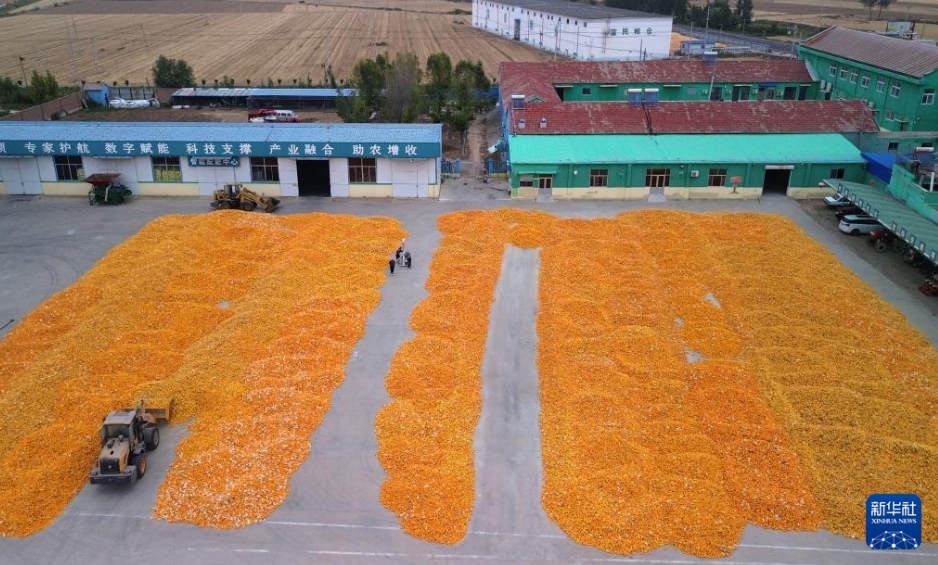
[0,0,554,87]
[380,209,938,557]
[0,211,405,537]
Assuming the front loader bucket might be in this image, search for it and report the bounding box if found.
[141,397,174,423]
[263,197,281,213]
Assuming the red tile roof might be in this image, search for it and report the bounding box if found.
[499,61,878,136]
[509,100,879,135]
[499,59,814,107]
[801,26,938,79]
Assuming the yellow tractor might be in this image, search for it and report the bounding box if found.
[89,398,173,485]
[210,183,280,213]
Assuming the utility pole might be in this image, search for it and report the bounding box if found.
[18,56,27,85]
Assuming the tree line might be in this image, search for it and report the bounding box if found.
[0,70,68,110]
[336,52,492,134]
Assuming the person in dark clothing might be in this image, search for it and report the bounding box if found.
[388,258,396,275]
[403,251,412,268]
[395,247,403,265]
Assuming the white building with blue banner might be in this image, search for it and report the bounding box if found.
[0,122,443,198]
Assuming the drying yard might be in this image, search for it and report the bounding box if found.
[0,196,935,564]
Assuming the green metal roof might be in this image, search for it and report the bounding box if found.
[508,133,865,165]
[828,180,938,263]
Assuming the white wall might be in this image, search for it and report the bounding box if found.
[277,158,299,197]
[330,157,350,197]
[472,0,671,61]
[0,158,41,194]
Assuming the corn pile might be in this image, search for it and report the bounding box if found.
[375,210,543,543]
[380,209,936,556]
[0,211,403,536]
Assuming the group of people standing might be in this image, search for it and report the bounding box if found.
[388,238,412,275]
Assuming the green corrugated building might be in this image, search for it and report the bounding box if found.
[499,61,879,200]
[798,26,938,132]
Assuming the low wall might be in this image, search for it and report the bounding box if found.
[1,93,84,121]
[41,182,88,196]
[137,183,199,197]
[348,184,392,198]
[665,186,762,199]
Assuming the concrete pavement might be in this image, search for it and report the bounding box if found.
[0,191,935,564]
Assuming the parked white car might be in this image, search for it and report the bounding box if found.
[838,215,881,235]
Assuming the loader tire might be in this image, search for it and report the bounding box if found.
[144,427,160,451]
[241,201,256,212]
[135,455,146,479]
[218,200,231,210]
[874,240,888,253]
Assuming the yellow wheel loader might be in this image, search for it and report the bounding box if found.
[89,399,173,485]
[210,183,280,213]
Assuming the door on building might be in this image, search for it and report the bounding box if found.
[732,85,750,101]
[513,19,521,40]
[296,159,331,197]
[763,167,792,194]
[537,174,552,198]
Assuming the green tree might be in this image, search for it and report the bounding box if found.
[673,0,689,23]
[151,55,195,88]
[859,0,877,20]
[382,52,423,123]
[425,52,453,122]
[444,60,492,139]
[735,0,754,27]
[28,70,58,104]
[0,76,29,106]
[876,0,896,20]
[337,56,389,122]
[708,0,737,31]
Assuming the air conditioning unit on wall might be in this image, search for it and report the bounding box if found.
[690,170,699,178]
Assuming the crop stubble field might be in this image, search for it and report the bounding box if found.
[0,0,554,88]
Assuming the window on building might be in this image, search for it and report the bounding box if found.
[828,63,837,76]
[645,168,671,188]
[839,67,848,79]
[876,78,885,92]
[348,157,377,183]
[887,142,899,152]
[519,174,533,187]
[885,110,895,121]
[782,86,797,100]
[151,156,182,181]
[582,87,591,96]
[923,89,935,105]
[250,157,279,181]
[890,84,901,98]
[860,74,870,88]
[53,156,84,181]
[686,86,697,96]
[708,168,727,186]
[849,70,858,83]
[829,168,845,179]
[610,28,616,36]
[589,169,608,187]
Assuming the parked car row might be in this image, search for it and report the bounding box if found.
[825,193,938,296]
[824,193,883,235]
